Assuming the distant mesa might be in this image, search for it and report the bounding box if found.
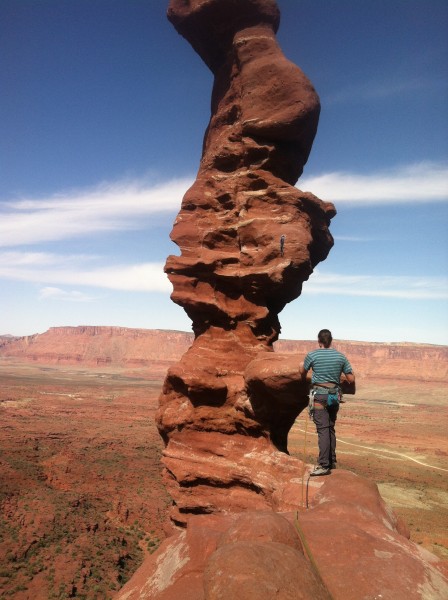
[0,326,193,376]
[0,325,446,384]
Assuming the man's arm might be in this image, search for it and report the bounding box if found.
[299,363,308,383]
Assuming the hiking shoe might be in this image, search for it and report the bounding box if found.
[310,466,330,477]
[330,463,337,470]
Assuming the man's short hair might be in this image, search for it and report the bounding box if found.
[318,329,332,348]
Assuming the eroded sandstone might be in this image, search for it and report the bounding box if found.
[157,0,334,524]
[116,473,448,600]
[114,2,448,598]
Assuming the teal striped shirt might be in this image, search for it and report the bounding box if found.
[303,348,353,386]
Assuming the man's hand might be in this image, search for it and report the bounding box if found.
[345,372,355,384]
[340,372,356,395]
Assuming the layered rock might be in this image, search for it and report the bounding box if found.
[1,327,446,383]
[157,0,335,523]
[0,326,193,374]
[116,472,448,600]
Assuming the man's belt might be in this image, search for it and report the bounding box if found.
[313,385,339,394]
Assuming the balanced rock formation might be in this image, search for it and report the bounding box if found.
[157,0,335,524]
[115,2,448,598]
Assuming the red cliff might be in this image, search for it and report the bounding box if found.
[1,326,445,384]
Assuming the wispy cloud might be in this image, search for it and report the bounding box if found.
[0,177,192,247]
[1,252,446,301]
[303,272,448,300]
[0,251,171,292]
[38,287,97,302]
[0,251,98,266]
[1,162,446,250]
[333,235,377,242]
[326,76,448,105]
[299,161,448,204]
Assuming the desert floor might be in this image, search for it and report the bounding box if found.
[1,361,447,599]
[0,361,170,599]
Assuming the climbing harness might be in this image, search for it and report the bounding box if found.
[308,387,316,418]
[311,384,342,408]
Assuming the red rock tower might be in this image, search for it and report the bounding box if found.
[156,0,336,524]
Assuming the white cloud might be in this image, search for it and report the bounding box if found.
[77,263,170,292]
[303,272,448,300]
[333,235,377,242]
[0,251,171,292]
[1,251,446,301]
[326,76,447,105]
[38,287,97,302]
[1,162,446,250]
[0,177,193,247]
[299,161,448,204]
[0,251,98,266]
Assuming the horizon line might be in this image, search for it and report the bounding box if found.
[1,324,446,348]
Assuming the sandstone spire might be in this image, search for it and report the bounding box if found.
[157,0,336,524]
[115,6,448,598]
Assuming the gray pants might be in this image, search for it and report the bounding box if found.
[313,405,339,468]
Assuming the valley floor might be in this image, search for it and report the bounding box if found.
[0,361,447,599]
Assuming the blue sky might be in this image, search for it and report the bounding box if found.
[1,0,447,344]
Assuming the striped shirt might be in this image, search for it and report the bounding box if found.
[303,348,353,386]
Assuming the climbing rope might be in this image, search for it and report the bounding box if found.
[301,407,310,508]
[296,402,334,598]
[294,513,335,600]
[306,473,311,509]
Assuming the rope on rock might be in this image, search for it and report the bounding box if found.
[301,407,310,508]
[294,514,335,600]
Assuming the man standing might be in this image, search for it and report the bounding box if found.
[299,329,355,476]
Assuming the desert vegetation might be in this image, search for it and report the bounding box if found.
[0,363,170,599]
